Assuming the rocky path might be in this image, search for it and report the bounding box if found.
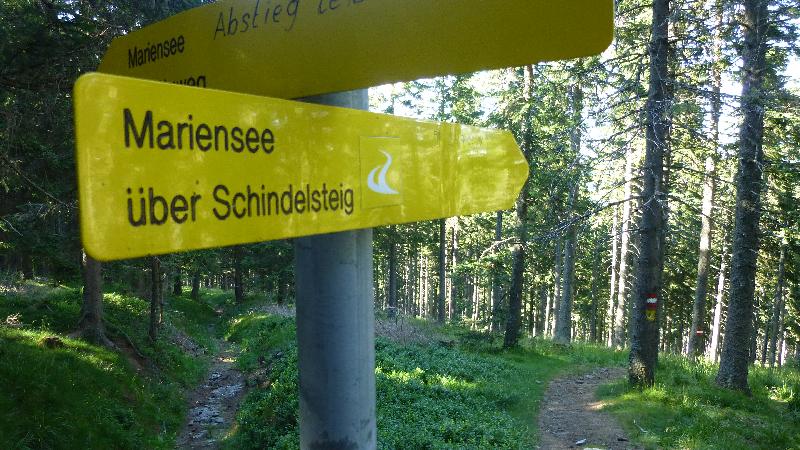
[537,368,639,450]
[176,337,246,449]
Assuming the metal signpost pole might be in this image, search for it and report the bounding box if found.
[294,90,377,449]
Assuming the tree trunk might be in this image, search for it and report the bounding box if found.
[20,254,34,280]
[590,231,602,343]
[234,246,244,303]
[555,184,578,344]
[760,304,770,365]
[768,246,785,366]
[72,250,111,346]
[628,0,670,388]
[555,82,583,344]
[421,254,429,318]
[528,286,536,336]
[715,0,768,393]
[410,250,418,316]
[708,241,728,362]
[688,157,716,358]
[503,64,534,348]
[490,212,503,332]
[173,270,182,296]
[159,266,165,325]
[778,334,786,367]
[536,285,547,337]
[448,220,459,321]
[191,271,200,300]
[614,150,634,347]
[437,219,446,323]
[387,226,398,319]
[550,239,563,337]
[503,235,526,348]
[470,275,479,325]
[750,309,759,363]
[703,3,725,360]
[607,205,620,346]
[149,256,160,341]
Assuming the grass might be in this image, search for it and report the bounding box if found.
[221,311,628,449]
[4,280,798,449]
[0,327,171,449]
[597,354,800,450]
[373,339,547,449]
[0,280,218,449]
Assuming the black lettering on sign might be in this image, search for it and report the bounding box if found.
[318,0,365,15]
[214,0,300,38]
[125,187,201,226]
[124,109,153,148]
[213,185,231,220]
[121,108,276,155]
[163,75,207,87]
[208,183,355,222]
[127,35,185,69]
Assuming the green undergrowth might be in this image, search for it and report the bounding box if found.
[222,311,628,449]
[0,280,219,448]
[597,354,800,449]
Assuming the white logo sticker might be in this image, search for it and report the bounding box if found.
[367,150,399,195]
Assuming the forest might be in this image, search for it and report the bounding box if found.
[1,0,800,449]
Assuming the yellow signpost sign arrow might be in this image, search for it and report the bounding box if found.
[98,0,614,98]
[75,73,528,261]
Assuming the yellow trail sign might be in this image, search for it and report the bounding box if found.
[75,73,528,261]
[98,0,613,98]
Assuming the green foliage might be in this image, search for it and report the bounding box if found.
[167,292,221,350]
[597,354,800,449]
[225,312,296,372]
[374,338,539,449]
[221,312,298,449]
[0,328,172,449]
[224,313,630,449]
[0,281,215,448]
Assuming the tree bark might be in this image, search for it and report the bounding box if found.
[173,270,182,296]
[550,239,563,337]
[760,301,770,365]
[768,246,786,366]
[750,309,760,363]
[503,201,528,348]
[528,286,536,336]
[687,157,716,358]
[536,285,547,337]
[448,220,459,321]
[490,212,503,332]
[703,3,725,360]
[607,205,620,346]
[436,219,447,323]
[628,0,670,388]
[614,151,634,347]
[715,0,769,393]
[708,241,728,362]
[191,271,200,300]
[72,250,111,346]
[387,226,398,319]
[555,81,583,344]
[503,64,534,348]
[149,256,160,341]
[590,231,602,342]
[233,246,244,303]
[555,184,578,344]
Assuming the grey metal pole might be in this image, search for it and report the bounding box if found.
[294,90,376,449]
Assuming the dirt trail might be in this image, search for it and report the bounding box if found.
[537,367,639,450]
[176,336,246,449]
